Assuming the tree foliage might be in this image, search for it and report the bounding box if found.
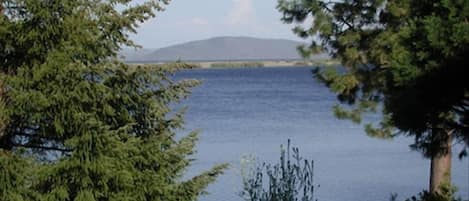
[277,0,468,157]
[0,1,227,200]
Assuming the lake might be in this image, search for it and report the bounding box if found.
[173,67,468,201]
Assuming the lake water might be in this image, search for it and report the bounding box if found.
[173,67,468,201]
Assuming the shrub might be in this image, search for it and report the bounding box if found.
[240,140,316,201]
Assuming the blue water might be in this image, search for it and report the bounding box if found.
[173,67,468,201]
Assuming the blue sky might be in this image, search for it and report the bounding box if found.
[130,0,302,49]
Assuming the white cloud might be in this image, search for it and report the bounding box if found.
[226,0,256,26]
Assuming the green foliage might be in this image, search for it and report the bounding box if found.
[240,140,316,201]
[0,1,227,200]
[0,150,40,201]
[389,183,464,201]
[277,0,469,158]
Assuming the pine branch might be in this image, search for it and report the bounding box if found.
[321,0,355,30]
[12,142,72,152]
[13,132,65,142]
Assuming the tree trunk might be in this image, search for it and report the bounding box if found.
[429,131,452,194]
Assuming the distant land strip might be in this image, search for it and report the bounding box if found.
[126,59,340,69]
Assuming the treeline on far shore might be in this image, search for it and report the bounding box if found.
[200,59,340,68]
[125,59,341,69]
[210,62,265,68]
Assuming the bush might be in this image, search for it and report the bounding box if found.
[390,183,465,201]
[240,140,316,201]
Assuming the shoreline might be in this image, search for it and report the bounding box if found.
[127,59,340,69]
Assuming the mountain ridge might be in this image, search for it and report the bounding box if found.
[121,36,308,62]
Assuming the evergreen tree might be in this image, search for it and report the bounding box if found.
[0,1,227,200]
[277,0,468,196]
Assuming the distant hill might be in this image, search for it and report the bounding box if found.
[118,48,156,61]
[121,36,309,62]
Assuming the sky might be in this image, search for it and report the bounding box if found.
[130,0,303,49]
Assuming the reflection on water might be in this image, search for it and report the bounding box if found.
[173,67,468,201]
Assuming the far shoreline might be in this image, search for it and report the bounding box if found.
[125,59,340,69]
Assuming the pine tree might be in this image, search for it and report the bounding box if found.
[0,1,227,200]
[277,0,468,196]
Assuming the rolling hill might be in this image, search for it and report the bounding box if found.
[121,36,307,62]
